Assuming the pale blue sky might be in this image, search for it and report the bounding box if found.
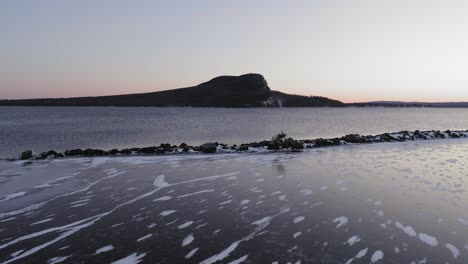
[2,0,468,102]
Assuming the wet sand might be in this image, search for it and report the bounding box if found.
[0,140,467,263]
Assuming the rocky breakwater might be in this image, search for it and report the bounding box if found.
[11,129,468,161]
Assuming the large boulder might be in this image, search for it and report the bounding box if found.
[200,142,217,153]
[20,150,33,160]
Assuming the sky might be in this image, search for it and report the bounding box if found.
[2,0,468,103]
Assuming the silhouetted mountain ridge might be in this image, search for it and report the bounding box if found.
[0,73,345,107]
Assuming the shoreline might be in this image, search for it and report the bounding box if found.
[5,129,468,162]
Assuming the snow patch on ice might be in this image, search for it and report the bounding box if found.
[178,221,194,229]
[227,254,248,264]
[445,243,460,258]
[185,248,199,259]
[182,234,194,247]
[94,245,114,255]
[160,210,176,216]
[47,255,71,264]
[137,234,153,242]
[111,253,146,264]
[153,196,172,201]
[332,216,348,228]
[395,222,417,237]
[370,250,384,263]
[345,248,368,264]
[346,235,361,246]
[0,192,26,203]
[153,175,169,188]
[293,216,305,224]
[418,233,438,247]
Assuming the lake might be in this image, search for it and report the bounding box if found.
[1,139,466,263]
[2,106,468,158]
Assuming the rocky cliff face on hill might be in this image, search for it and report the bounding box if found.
[0,73,344,107]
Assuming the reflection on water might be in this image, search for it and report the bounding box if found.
[0,140,467,263]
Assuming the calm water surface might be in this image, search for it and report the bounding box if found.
[1,106,468,158]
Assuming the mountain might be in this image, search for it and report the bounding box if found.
[348,101,468,107]
[0,73,345,107]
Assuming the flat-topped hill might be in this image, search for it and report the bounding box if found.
[0,73,344,107]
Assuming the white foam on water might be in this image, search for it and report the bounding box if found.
[332,216,348,228]
[227,255,248,264]
[137,234,153,242]
[346,235,361,246]
[370,250,384,263]
[178,221,194,229]
[185,248,199,259]
[256,178,265,182]
[94,245,114,255]
[279,195,286,201]
[444,243,460,258]
[300,189,313,195]
[111,253,146,264]
[153,196,172,201]
[160,210,176,217]
[293,232,302,238]
[418,233,438,247]
[293,216,305,224]
[182,234,194,247]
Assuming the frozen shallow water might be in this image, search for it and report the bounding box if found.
[0,140,467,263]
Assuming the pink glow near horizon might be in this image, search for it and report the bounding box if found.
[2,1,468,103]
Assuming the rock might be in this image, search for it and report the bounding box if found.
[120,149,131,155]
[238,145,249,151]
[108,149,119,155]
[380,133,395,142]
[82,149,108,156]
[200,142,217,153]
[342,134,366,144]
[20,150,33,160]
[313,138,335,147]
[65,149,83,156]
[179,143,189,148]
[267,141,281,150]
[140,147,157,154]
[36,152,48,160]
[156,148,165,154]
[160,143,173,152]
[46,150,60,157]
[182,146,191,153]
